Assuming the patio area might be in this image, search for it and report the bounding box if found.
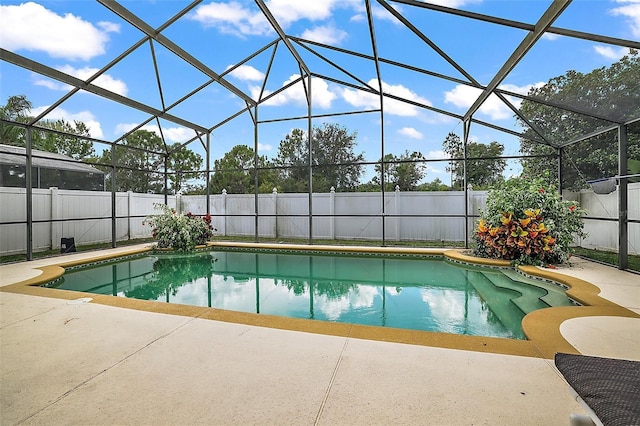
[1,245,638,425]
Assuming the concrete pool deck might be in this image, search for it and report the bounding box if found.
[1,244,639,425]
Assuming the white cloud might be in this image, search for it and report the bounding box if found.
[372,4,403,24]
[421,288,466,333]
[444,83,543,120]
[444,86,480,108]
[266,0,342,25]
[420,0,482,7]
[97,21,120,33]
[0,2,118,61]
[346,4,403,25]
[593,45,633,60]
[258,142,272,151]
[318,285,378,320]
[542,33,560,41]
[610,0,640,37]
[114,123,193,143]
[34,78,70,91]
[252,75,336,108]
[190,1,271,36]
[57,65,128,96]
[398,127,423,139]
[342,79,432,116]
[425,150,446,160]
[341,87,378,110]
[163,127,195,143]
[423,150,448,174]
[32,105,103,139]
[191,0,354,37]
[227,65,265,81]
[114,122,139,135]
[382,80,433,115]
[300,24,348,45]
[499,83,545,98]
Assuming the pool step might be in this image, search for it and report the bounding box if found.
[480,272,550,314]
[500,270,573,307]
[466,271,525,339]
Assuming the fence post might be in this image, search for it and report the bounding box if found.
[467,184,474,243]
[50,187,61,250]
[222,189,227,237]
[330,186,335,240]
[272,187,278,238]
[395,185,400,241]
[127,190,133,240]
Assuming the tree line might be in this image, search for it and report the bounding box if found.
[207,124,506,194]
[2,49,637,193]
[518,49,639,189]
[0,96,201,193]
[0,95,505,194]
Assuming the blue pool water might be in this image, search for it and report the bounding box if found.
[45,250,573,339]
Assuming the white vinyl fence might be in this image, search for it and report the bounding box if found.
[180,188,487,242]
[1,183,638,255]
[0,187,176,255]
[563,182,640,254]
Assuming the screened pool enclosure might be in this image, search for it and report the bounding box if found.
[0,0,638,269]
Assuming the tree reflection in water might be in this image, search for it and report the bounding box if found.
[125,253,215,300]
[280,279,359,299]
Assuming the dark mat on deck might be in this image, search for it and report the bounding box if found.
[555,352,640,426]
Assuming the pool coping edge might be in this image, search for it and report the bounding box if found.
[2,243,637,359]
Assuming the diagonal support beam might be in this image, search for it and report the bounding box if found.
[391,0,640,50]
[0,48,208,133]
[293,39,377,92]
[463,0,572,121]
[254,0,310,76]
[376,0,476,84]
[97,0,256,106]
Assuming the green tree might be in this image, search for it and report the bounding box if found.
[209,144,277,194]
[370,151,427,191]
[98,129,165,193]
[98,130,203,194]
[38,119,95,160]
[518,49,640,190]
[357,181,380,192]
[0,95,95,160]
[275,128,308,192]
[276,123,364,192]
[442,132,506,190]
[0,95,31,145]
[417,178,450,191]
[167,143,203,194]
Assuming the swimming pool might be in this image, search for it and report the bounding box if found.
[43,249,573,340]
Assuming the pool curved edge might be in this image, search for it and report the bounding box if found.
[516,264,639,358]
[443,250,640,358]
[2,244,637,359]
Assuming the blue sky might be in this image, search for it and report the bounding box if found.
[1,0,638,185]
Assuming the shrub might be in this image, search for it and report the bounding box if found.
[474,175,586,265]
[144,204,214,252]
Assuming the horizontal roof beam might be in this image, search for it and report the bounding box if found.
[560,115,640,147]
[0,48,208,133]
